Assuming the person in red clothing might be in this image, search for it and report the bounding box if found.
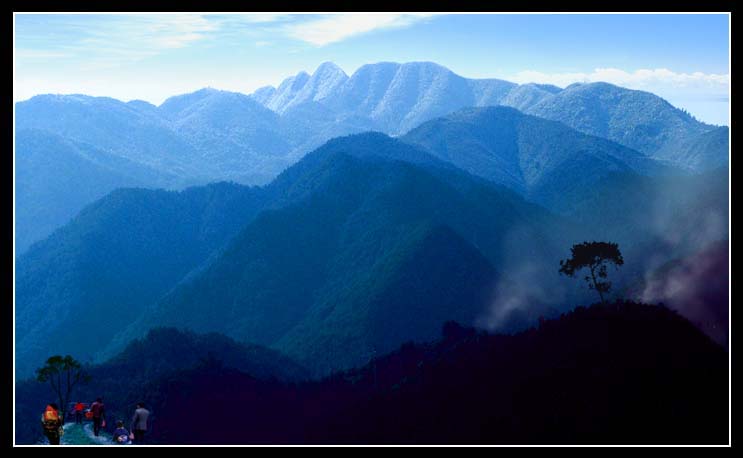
[90,397,106,436]
[74,401,85,424]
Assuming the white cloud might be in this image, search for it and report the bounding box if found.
[509,67,729,93]
[283,14,431,46]
[236,14,291,23]
[104,14,220,50]
[16,14,223,68]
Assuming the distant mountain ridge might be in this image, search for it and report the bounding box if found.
[15,61,727,254]
[401,106,669,212]
[518,81,729,170]
[253,61,517,134]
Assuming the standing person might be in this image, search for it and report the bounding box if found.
[90,397,106,436]
[130,402,150,444]
[74,401,85,424]
[41,403,63,445]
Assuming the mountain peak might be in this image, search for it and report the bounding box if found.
[313,61,347,77]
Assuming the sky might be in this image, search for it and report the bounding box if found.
[14,13,730,125]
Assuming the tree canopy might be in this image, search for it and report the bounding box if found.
[559,241,624,304]
[36,355,90,420]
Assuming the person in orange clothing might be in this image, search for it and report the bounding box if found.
[41,403,63,445]
[74,401,85,424]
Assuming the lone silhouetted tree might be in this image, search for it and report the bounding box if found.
[559,241,624,304]
[36,355,90,421]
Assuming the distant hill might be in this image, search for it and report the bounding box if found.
[103,327,308,382]
[16,93,201,175]
[401,106,668,212]
[665,125,729,171]
[15,182,265,378]
[19,301,723,444]
[160,88,294,183]
[515,82,727,170]
[499,82,561,112]
[15,128,178,254]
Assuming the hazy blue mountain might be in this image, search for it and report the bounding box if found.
[162,88,292,183]
[158,88,222,118]
[276,102,378,161]
[15,90,281,252]
[126,99,161,115]
[267,61,517,135]
[15,94,200,253]
[15,126,725,379]
[361,62,483,134]
[254,64,727,172]
[279,62,349,112]
[664,125,729,171]
[106,133,571,375]
[499,83,562,112]
[402,106,668,212]
[16,94,200,174]
[15,128,178,255]
[468,78,521,106]
[520,82,727,170]
[17,62,727,252]
[323,62,404,115]
[250,85,277,105]
[15,182,265,378]
[263,71,311,112]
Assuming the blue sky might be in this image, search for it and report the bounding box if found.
[14,13,730,125]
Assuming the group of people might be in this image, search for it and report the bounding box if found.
[41,399,151,445]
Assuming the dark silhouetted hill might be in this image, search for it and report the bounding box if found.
[45,301,725,445]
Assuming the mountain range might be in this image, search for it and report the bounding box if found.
[15,124,728,378]
[14,61,728,254]
[14,59,729,444]
[18,131,580,378]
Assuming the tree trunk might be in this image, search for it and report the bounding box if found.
[590,264,605,304]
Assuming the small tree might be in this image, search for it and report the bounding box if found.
[36,355,90,421]
[559,241,624,304]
